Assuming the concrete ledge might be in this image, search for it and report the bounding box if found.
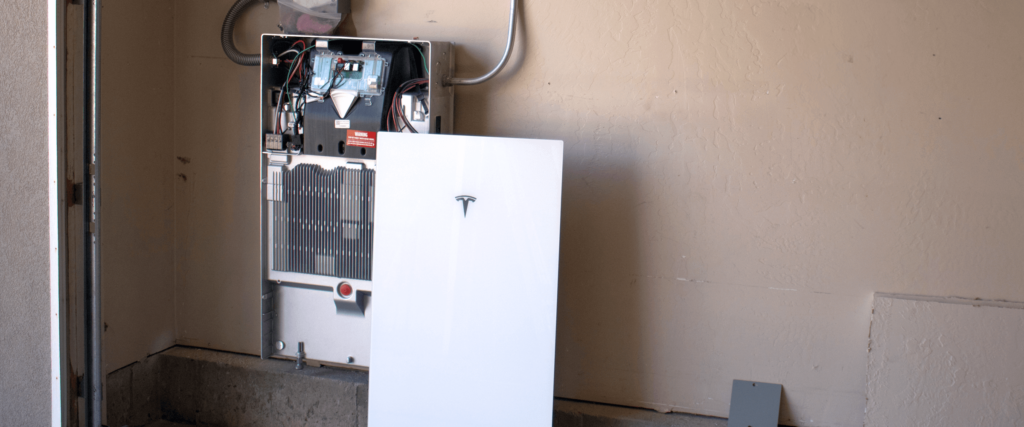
[109,347,367,427]
[111,346,725,427]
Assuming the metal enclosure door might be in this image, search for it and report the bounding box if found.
[368,133,564,427]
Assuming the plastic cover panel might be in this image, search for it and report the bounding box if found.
[310,51,387,96]
[368,133,564,427]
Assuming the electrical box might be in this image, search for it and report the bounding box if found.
[259,34,454,367]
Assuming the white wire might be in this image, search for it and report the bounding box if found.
[278,49,301,58]
[274,88,288,134]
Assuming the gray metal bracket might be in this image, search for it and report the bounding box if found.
[260,290,275,358]
[728,380,782,427]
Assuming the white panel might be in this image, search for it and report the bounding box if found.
[368,133,564,427]
[48,0,63,424]
[867,294,1024,427]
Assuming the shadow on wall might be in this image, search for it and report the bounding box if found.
[431,6,670,409]
[553,129,648,407]
[779,386,794,425]
[337,0,359,36]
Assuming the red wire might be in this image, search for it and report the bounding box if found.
[390,79,429,132]
[287,52,305,84]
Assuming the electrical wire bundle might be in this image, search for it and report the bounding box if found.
[274,39,314,135]
[387,78,429,133]
[273,40,432,138]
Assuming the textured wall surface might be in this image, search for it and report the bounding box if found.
[164,1,1024,426]
[0,0,52,426]
[867,295,1024,426]
[100,0,178,375]
[171,1,274,352]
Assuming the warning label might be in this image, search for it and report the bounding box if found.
[346,130,377,148]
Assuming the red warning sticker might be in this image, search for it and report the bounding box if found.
[346,130,377,148]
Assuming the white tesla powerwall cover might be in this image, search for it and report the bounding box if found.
[368,133,564,427]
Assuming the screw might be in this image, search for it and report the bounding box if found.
[296,342,306,370]
[347,356,355,364]
[275,341,286,351]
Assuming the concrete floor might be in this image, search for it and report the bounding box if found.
[142,421,194,427]
[115,346,728,427]
[139,401,728,427]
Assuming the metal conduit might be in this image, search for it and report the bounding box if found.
[222,0,275,66]
[445,0,518,86]
[83,0,103,426]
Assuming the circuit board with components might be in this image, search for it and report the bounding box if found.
[310,51,388,97]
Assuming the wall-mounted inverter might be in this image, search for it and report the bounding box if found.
[259,34,454,367]
[259,33,563,427]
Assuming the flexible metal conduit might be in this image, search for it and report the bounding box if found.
[83,0,102,426]
[445,0,518,86]
[223,0,276,66]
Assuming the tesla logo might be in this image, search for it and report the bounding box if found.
[455,195,477,217]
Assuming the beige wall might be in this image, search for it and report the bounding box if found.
[95,0,1024,426]
[171,1,274,352]
[0,0,52,425]
[100,0,178,375]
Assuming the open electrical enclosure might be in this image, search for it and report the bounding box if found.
[259,34,455,367]
[259,35,454,156]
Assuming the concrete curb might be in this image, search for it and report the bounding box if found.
[109,346,726,427]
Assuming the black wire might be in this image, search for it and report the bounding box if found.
[331,63,345,89]
[391,79,429,133]
[293,51,314,134]
[390,81,415,131]
[271,40,294,58]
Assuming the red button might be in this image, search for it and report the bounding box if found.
[338,283,353,298]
